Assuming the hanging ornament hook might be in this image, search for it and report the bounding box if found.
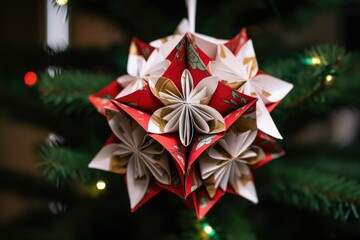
[186,0,197,33]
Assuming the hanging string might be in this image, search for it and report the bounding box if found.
[186,0,197,33]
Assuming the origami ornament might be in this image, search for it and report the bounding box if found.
[209,40,293,139]
[89,108,171,209]
[88,0,293,219]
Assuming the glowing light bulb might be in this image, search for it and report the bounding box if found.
[204,225,213,234]
[56,0,68,6]
[202,222,216,237]
[24,71,37,86]
[325,75,334,86]
[311,57,321,65]
[96,180,106,190]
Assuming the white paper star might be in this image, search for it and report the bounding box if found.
[116,37,175,98]
[209,40,293,139]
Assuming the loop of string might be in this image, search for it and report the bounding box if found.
[186,0,197,33]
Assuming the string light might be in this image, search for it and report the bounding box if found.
[304,57,321,65]
[201,222,216,237]
[24,71,37,86]
[56,0,68,6]
[96,180,106,190]
[311,57,321,65]
[325,75,334,86]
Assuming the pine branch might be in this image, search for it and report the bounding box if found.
[0,167,75,202]
[284,144,360,181]
[264,45,351,110]
[37,70,116,114]
[39,146,101,184]
[263,160,360,221]
[261,45,359,135]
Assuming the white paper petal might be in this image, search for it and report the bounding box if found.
[140,154,163,179]
[106,109,135,146]
[191,33,220,59]
[217,162,232,191]
[222,131,237,157]
[173,18,226,59]
[140,152,170,185]
[127,54,144,77]
[148,106,181,133]
[207,139,232,160]
[132,124,147,150]
[159,35,184,58]
[140,138,163,154]
[200,154,226,178]
[230,163,258,203]
[240,149,258,159]
[163,105,183,122]
[179,107,194,147]
[252,74,294,104]
[181,69,194,99]
[236,40,258,79]
[117,75,137,88]
[117,78,146,98]
[141,51,170,76]
[88,144,120,171]
[126,156,150,209]
[256,98,283,139]
[176,18,189,34]
[209,61,246,83]
[216,44,249,80]
[190,107,212,133]
[189,75,218,102]
[233,130,257,158]
[192,104,225,133]
[145,60,170,78]
[238,81,252,96]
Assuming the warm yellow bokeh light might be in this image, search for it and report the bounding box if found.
[325,75,333,82]
[311,57,321,65]
[96,180,106,190]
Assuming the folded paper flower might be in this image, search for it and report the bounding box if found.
[148,69,225,146]
[88,37,154,115]
[199,117,262,203]
[117,47,170,98]
[89,108,172,209]
[209,40,293,139]
[186,114,285,219]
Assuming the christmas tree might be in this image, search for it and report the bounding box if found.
[1,0,360,239]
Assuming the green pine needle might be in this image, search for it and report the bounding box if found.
[39,146,100,184]
[37,70,116,114]
[263,45,352,111]
[264,160,360,221]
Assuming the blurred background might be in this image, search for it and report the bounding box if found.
[1,0,360,239]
